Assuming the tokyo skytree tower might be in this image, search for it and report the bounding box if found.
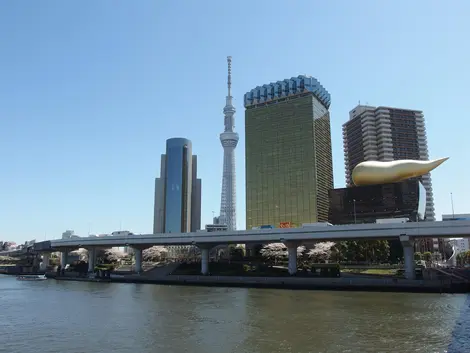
[218,56,239,230]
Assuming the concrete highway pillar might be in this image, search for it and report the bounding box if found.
[201,247,210,275]
[87,248,96,273]
[60,249,69,267]
[134,248,143,274]
[400,235,416,280]
[40,253,50,271]
[286,242,299,275]
[245,244,254,257]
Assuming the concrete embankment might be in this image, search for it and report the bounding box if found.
[49,274,470,294]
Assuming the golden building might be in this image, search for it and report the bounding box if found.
[244,76,333,229]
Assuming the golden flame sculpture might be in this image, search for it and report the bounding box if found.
[352,158,449,186]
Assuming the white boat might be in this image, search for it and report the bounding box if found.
[16,275,47,281]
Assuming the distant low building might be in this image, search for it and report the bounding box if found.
[442,213,470,221]
[443,214,470,255]
[111,230,134,237]
[205,224,228,232]
[0,241,16,251]
[449,238,470,255]
[111,231,134,253]
[62,230,80,239]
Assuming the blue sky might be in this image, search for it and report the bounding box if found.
[1,1,469,243]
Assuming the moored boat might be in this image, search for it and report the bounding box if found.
[16,275,47,281]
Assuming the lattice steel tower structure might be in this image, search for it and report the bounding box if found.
[218,56,239,230]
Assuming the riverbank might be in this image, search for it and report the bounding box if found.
[48,273,470,294]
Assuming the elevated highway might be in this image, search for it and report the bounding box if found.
[6,220,469,280]
[45,220,470,249]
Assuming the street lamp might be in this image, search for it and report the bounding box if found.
[450,192,455,219]
[353,199,357,224]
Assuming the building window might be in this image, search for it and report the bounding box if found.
[284,83,289,95]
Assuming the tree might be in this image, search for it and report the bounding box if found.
[70,248,89,262]
[143,246,168,262]
[260,243,286,265]
[333,240,390,263]
[432,252,442,262]
[307,242,335,263]
[98,248,126,264]
[414,252,423,261]
[228,244,245,260]
[260,243,305,265]
[456,253,463,266]
[423,251,432,262]
[0,256,19,264]
[1,241,13,251]
[297,245,306,262]
[371,240,391,263]
[463,250,470,265]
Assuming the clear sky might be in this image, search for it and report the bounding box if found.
[1,0,469,244]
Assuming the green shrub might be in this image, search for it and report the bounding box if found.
[95,264,115,271]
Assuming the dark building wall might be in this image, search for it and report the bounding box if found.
[191,178,202,232]
[190,155,200,232]
[245,93,333,229]
[328,179,425,225]
[389,109,420,160]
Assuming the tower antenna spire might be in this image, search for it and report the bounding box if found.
[227,56,232,97]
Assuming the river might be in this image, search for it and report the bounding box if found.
[0,275,468,353]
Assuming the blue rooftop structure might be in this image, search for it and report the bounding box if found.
[244,75,331,109]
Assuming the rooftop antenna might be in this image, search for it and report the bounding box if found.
[227,56,232,97]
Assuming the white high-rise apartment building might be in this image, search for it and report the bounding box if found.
[343,105,436,221]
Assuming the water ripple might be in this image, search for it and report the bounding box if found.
[448,295,470,353]
[0,276,468,353]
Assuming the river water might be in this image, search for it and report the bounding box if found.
[0,275,468,353]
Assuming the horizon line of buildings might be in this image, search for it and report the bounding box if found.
[149,58,455,235]
[144,57,461,255]
[6,58,461,251]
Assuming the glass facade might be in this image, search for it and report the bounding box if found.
[328,179,427,225]
[164,138,192,233]
[245,93,333,229]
